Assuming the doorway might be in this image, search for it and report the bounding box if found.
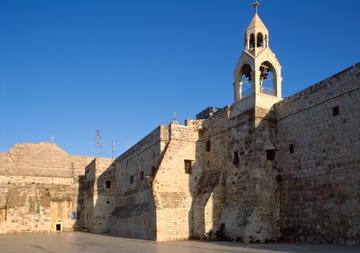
[56,223,61,231]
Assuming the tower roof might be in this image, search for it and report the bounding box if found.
[246,13,268,34]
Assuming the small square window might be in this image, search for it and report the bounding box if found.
[130,175,134,184]
[267,149,275,161]
[140,171,144,181]
[332,106,339,116]
[289,144,294,154]
[233,151,239,165]
[105,180,111,189]
[206,140,211,152]
[184,160,192,174]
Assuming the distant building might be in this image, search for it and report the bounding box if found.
[0,142,97,233]
[0,3,359,246]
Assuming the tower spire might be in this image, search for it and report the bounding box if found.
[253,1,259,14]
[233,1,282,101]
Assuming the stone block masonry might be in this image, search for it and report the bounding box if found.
[0,62,359,246]
[0,142,94,233]
[1,4,359,246]
[276,63,360,246]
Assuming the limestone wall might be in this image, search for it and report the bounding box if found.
[197,100,280,243]
[251,106,280,242]
[0,143,94,233]
[81,158,115,234]
[153,121,202,241]
[0,143,92,177]
[276,63,360,245]
[109,126,169,240]
[193,110,228,240]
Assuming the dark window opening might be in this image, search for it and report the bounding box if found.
[184,160,192,174]
[56,224,61,231]
[289,144,294,154]
[249,33,255,49]
[105,180,111,189]
[257,33,264,47]
[332,106,339,116]
[267,149,275,161]
[106,199,110,204]
[206,140,211,152]
[233,151,239,165]
[130,175,134,184]
[140,171,144,181]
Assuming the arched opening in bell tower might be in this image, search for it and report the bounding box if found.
[257,33,264,47]
[259,61,277,96]
[240,64,253,98]
[249,34,255,49]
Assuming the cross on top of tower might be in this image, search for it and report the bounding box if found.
[253,1,259,13]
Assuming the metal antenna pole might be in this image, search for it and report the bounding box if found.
[96,130,102,157]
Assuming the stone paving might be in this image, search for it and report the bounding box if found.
[0,232,358,253]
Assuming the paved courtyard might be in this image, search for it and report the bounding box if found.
[0,232,358,253]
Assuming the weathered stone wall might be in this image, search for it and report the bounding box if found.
[109,126,169,240]
[195,108,228,240]
[0,143,93,233]
[0,143,92,177]
[1,62,358,246]
[81,158,115,233]
[276,63,360,245]
[153,121,202,241]
[251,105,281,242]
[192,98,281,243]
[0,176,76,233]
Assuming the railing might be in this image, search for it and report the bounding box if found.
[261,86,275,96]
[241,87,253,98]
[240,86,276,100]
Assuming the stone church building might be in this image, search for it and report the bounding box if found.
[0,4,359,246]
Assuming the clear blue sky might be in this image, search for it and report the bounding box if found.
[1,0,359,158]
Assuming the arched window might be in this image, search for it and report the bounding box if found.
[249,34,255,49]
[240,64,253,97]
[257,33,264,47]
[259,61,276,96]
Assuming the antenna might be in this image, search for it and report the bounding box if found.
[112,137,116,159]
[173,112,176,122]
[50,136,55,144]
[96,130,102,157]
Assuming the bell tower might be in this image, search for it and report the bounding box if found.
[221,2,282,242]
[233,1,282,102]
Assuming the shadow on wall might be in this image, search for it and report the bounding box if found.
[74,158,118,234]
[188,105,281,243]
[72,107,281,243]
